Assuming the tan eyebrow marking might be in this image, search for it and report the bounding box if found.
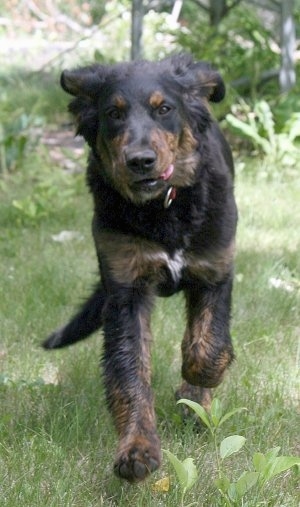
[149,91,165,108]
[112,95,127,108]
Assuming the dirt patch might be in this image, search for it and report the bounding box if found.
[42,127,85,172]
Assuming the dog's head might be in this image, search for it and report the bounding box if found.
[61,54,225,204]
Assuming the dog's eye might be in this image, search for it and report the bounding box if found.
[158,104,172,116]
[107,108,122,120]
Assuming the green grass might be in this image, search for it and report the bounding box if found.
[0,161,299,506]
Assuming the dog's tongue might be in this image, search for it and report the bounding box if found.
[160,164,174,181]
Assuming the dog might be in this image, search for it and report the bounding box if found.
[43,54,237,483]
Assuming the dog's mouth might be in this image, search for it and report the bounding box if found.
[132,164,174,192]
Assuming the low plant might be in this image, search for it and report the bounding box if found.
[226,100,300,171]
[12,180,72,224]
[163,449,198,506]
[176,3,278,97]
[165,399,300,506]
[0,110,44,174]
[11,168,81,225]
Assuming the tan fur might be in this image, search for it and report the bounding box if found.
[181,306,232,388]
[186,240,236,283]
[149,91,165,108]
[113,94,127,109]
[96,122,200,204]
[94,231,235,286]
[172,125,200,186]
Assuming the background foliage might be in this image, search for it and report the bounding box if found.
[0,0,299,174]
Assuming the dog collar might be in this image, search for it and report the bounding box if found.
[164,186,177,209]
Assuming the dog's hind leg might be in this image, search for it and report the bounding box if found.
[43,283,106,349]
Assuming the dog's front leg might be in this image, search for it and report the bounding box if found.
[178,276,234,409]
[102,284,161,482]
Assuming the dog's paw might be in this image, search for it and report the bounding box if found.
[114,435,161,482]
[175,381,212,409]
[175,381,212,425]
[182,346,234,388]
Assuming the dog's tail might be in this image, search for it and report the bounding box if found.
[43,283,105,349]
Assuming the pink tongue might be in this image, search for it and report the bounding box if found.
[160,164,174,181]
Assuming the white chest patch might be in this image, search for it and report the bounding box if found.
[150,249,185,282]
[149,248,222,285]
[167,249,186,282]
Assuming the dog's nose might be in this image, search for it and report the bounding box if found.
[125,149,157,174]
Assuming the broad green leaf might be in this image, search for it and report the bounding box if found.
[269,456,300,479]
[265,447,281,461]
[164,450,198,491]
[164,450,188,489]
[218,407,247,427]
[228,483,238,502]
[255,100,275,145]
[257,448,282,485]
[260,460,279,485]
[214,476,231,494]
[182,457,198,490]
[177,399,212,430]
[226,114,259,140]
[226,114,271,154]
[220,435,246,460]
[235,471,259,497]
[12,199,22,211]
[210,398,223,427]
[258,454,300,486]
[288,114,300,141]
[253,452,266,472]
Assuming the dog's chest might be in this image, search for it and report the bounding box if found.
[96,229,232,290]
[150,247,221,289]
[155,249,185,283]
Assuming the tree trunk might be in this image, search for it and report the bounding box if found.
[131,0,144,61]
[209,0,227,26]
[279,0,296,92]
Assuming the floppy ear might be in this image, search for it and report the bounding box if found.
[168,55,226,103]
[60,65,106,97]
[193,62,226,103]
[60,65,108,147]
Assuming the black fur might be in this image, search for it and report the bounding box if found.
[43,54,237,483]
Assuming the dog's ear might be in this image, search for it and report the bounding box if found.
[60,65,106,97]
[192,62,225,103]
[60,66,108,147]
[169,55,225,103]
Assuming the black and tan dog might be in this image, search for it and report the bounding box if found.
[43,54,237,483]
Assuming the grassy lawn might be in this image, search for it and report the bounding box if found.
[0,153,299,506]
